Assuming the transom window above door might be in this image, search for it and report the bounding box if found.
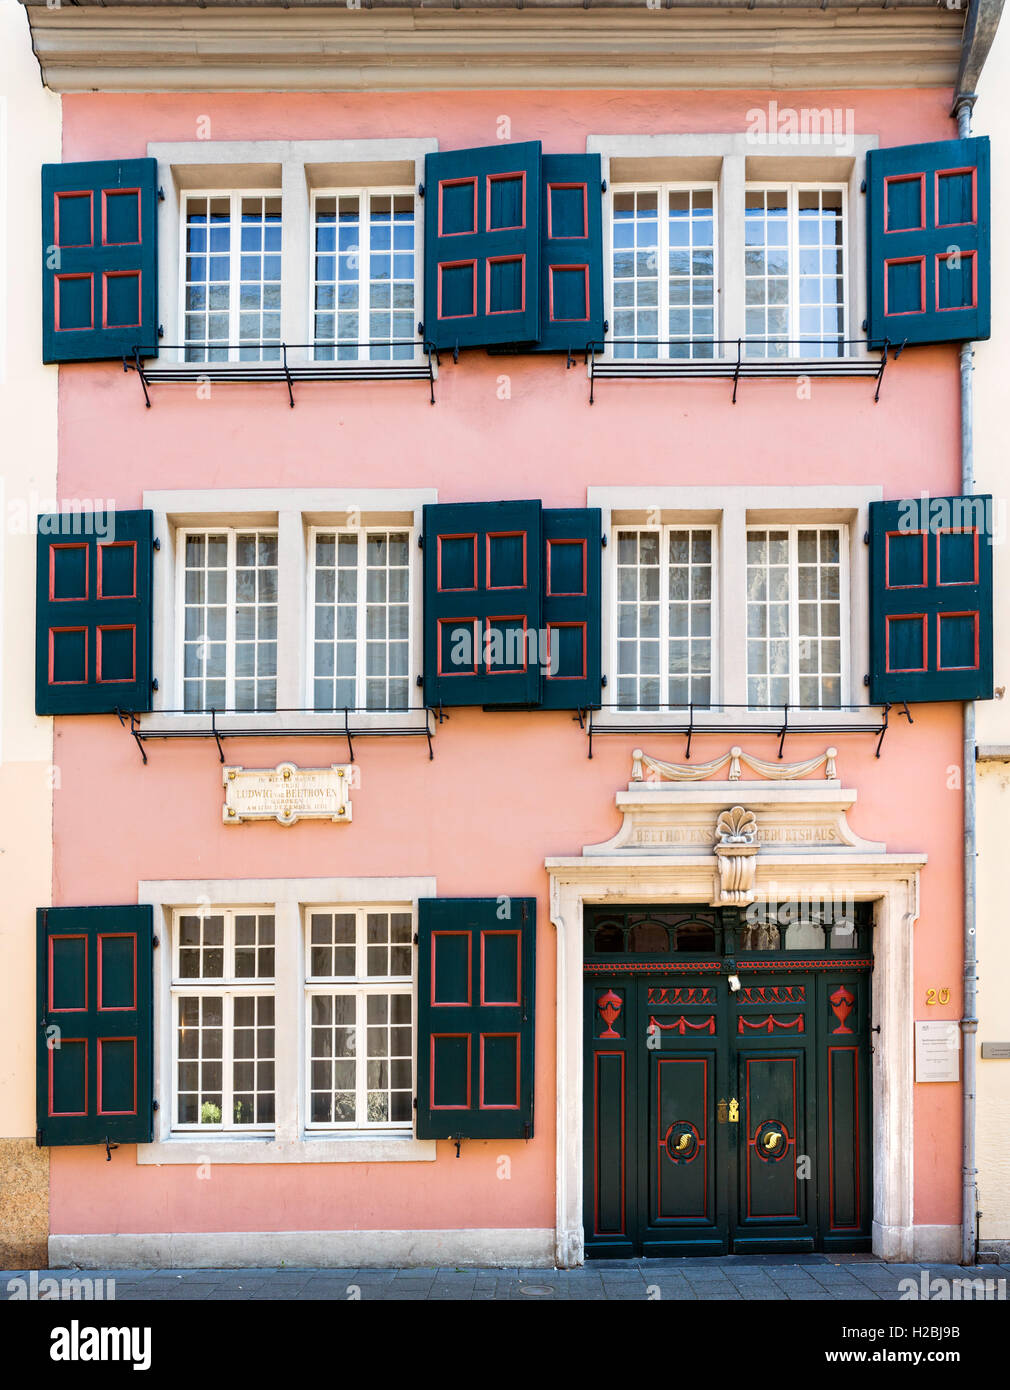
[611,185,717,359]
[182,192,282,363]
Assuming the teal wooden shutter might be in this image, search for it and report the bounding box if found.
[423,142,541,351]
[541,508,602,709]
[422,500,542,707]
[416,897,535,1141]
[37,905,154,1147]
[866,137,990,346]
[36,509,154,715]
[869,496,993,703]
[536,154,605,354]
[42,158,159,364]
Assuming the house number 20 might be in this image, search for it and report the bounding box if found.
[926,987,951,1005]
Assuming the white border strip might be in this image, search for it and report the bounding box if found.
[50,1228,555,1270]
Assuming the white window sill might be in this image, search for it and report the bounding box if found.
[590,353,880,375]
[139,709,431,733]
[137,1133,437,1165]
[590,708,883,732]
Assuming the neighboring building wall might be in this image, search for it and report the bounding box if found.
[0,0,59,1268]
[972,14,1010,1261]
[44,87,968,1264]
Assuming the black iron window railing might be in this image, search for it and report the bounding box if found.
[578,699,912,761]
[579,336,905,403]
[124,340,440,406]
[115,704,444,765]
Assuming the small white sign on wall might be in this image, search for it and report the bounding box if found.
[914,1020,961,1083]
[222,762,352,826]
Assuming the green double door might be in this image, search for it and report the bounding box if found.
[585,967,872,1257]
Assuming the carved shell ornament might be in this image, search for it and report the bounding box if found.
[715,806,758,844]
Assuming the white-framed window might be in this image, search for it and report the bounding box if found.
[311,189,419,362]
[615,526,716,709]
[305,906,414,1129]
[171,908,276,1131]
[744,184,847,359]
[181,192,282,363]
[178,529,279,713]
[610,184,717,360]
[308,527,412,712]
[745,525,847,708]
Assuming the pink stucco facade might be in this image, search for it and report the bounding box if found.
[49,86,968,1258]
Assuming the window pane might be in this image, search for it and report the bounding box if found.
[744,189,790,358]
[667,188,716,358]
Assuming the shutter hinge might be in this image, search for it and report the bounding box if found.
[152,935,159,948]
[417,321,424,338]
[863,531,870,544]
[153,537,161,550]
[863,674,870,687]
[601,674,608,688]
[413,1095,417,1109]
[601,533,607,547]
[152,1099,159,1111]
[412,932,419,945]
[151,679,159,692]
[601,179,608,194]
[417,533,423,549]
[158,325,164,339]
[158,186,166,202]
[417,182,425,198]
[860,180,867,194]
[454,1135,463,1158]
[36,1128,44,1148]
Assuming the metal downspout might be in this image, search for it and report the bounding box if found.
[955,93,979,1270]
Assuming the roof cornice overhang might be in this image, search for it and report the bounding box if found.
[19,5,966,94]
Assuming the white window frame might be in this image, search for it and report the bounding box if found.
[179,189,283,363]
[304,905,414,1133]
[170,906,277,1135]
[611,523,720,710]
[174,525,279,713]
[743,181,849,357]
[305,524,414,714]
[590,134,876,365]
[591,485,877,727]
[147,488,433,730]
[141,876,436,1165]
[149,139,437,369]
[309,185,422,363]
[744,521,850,709]
[608,180,719,362]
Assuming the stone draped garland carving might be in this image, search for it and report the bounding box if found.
[631,746,838,784]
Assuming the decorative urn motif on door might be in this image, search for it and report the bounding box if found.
[597,988,624,1039]
[712,805,759,907]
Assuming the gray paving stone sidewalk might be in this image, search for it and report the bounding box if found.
[3,1256,1006,1300]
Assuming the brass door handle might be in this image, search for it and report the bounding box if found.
[762,1131,782,1152]
[674,1132,691,1152]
